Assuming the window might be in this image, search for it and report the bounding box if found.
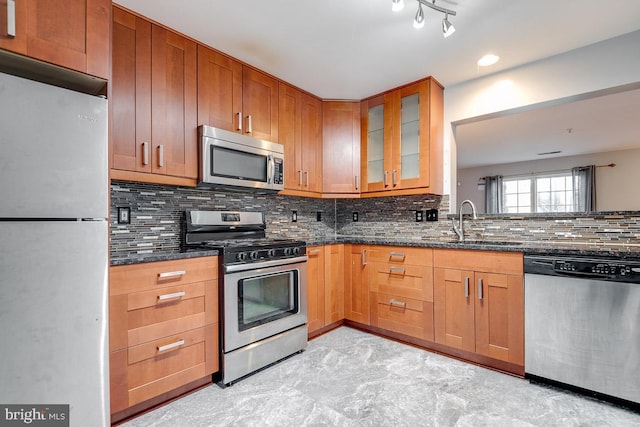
[502,172,574,213]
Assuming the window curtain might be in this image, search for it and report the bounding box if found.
[572,165,596,212]
[484,175,503,213]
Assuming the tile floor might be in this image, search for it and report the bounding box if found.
[122,327,640,426]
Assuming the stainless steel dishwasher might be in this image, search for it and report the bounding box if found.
[524,254,640,407]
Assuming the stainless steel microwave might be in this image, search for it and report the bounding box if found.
[198,125,284,192]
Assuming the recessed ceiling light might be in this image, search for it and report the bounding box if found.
[477,54,499,67]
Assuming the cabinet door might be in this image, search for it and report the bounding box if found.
[324,244,344,324]
[344,245,370,324]
[300,92,322,192]
[475,273,524,365]
[393,80,430,190]
[111,7,151,173]
[151,25,197,178]
[322,101,361,194]
[306,246,325,334]
[279,83,322,193]
[433,267,475,352]
[242,67,278,141]
[361,93,393,192]
[197,45,243,132]
[0,0,109,79]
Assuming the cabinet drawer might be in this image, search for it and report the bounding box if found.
[369,264,433,301]
[110,257,218,295]
[370,292,434,341]
[433,249,522,275]
[366,246,432,266]
[126,324,218,407]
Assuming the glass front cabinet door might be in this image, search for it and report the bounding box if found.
[360,78,443,194]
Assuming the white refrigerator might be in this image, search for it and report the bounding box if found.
[0,72,109,426]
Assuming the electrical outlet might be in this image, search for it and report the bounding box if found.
[316,211,322,221]
[352,212,359,222]
[425,209,439,222]
[292,210,298,222]
[415,210,424,222]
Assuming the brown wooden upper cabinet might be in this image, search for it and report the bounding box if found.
[360,78,443,196]
[198,45,278,142]
[0,0,109,79]
[279,83,322,194]
[322,101,361,195]
[111,6,198,185]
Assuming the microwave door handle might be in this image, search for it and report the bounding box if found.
[267,154,274,184]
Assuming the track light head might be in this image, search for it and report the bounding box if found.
[413,3,425,29]
[392,0,405,12]
[442,13,455,37]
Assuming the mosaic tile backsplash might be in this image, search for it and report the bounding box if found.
[110,181,640,261]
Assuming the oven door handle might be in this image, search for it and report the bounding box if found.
[224,256,308,273]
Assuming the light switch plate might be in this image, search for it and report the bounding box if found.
[292,210,298,222]
[117,207,131,224]
[352,212,359,222]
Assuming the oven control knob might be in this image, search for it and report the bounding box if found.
[249,251,259,260]
[284,247,292,256]
[267,249,276,258]
[293,247,301,255]
[236,252,247,261]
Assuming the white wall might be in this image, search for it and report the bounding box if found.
[457,147,640,212]
[442,30,640,210]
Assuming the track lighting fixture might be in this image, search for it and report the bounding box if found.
[413,3,425,29]
[442,13,455,37]
[393,0,457,37]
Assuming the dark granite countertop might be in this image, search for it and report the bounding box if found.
[110,248,220,266]
[110,237,640,266]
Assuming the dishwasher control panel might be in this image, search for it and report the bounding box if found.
[525,255,640,283]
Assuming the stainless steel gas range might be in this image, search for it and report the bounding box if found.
[184,210,308,385]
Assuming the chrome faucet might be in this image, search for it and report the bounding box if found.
[452,199,478,242]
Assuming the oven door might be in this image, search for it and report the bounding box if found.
[223,258,307,352]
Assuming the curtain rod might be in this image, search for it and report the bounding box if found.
[480,163,616,181]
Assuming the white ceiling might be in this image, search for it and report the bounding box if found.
[114,0,640,100]
[114,0,640,169]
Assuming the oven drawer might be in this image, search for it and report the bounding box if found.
[111,257,218,295]
[370,292,434,341]
[369,264,434,302]
[126,324,219,407]
[366,246,433,266]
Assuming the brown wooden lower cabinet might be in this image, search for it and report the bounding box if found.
[344,245,370,324]
[433,249,524,368]
[109,257,219,421]
[307,245,345,336]
[370,292,434,341]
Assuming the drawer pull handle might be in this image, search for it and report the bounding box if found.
[464,277,470,298]
[389,252,405,260]
[308,249,321,255]
[478,278,484,300]
[389,267,405,275]
[389,299,406,309]
[157,291,186,301]
[157,339,185,353]
[158,270,186,278]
